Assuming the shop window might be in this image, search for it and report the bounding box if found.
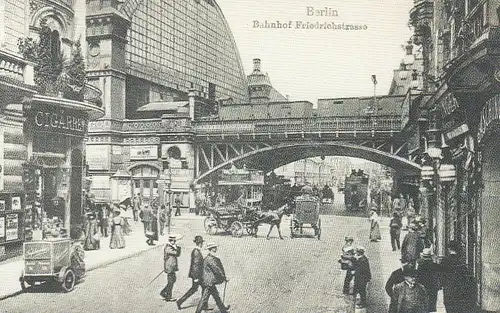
[134,180,141,188]
[144,181,151,189]
[181,160,188,169]
[153,181,158,189]
[167,146,181,160]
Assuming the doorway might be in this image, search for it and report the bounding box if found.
[131,165,159,204]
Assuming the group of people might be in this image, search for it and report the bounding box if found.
[338,236,372,309]
[161,235,231,313]
[82,201,128,251]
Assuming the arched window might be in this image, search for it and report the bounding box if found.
[167,146,181,160]
[50,30,61,59]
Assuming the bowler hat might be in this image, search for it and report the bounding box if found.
[193,235,204,244]
[206,242,218,250]
[356,246,365,253]
[345,236,354,242]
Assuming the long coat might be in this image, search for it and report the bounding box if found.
[189,247,204,280]
[353,255,371,288]
[401,231,423,263]
[164,242,181,273]
[391,281,429,313]
[202,254,226,287]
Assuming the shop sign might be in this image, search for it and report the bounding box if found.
[0,130,3,191]
[86,146,110,170]
[27,104,88,136]
[5,214,18,241]
[445,124,469,141]
[0,216,5,240]
[130,146,158,160]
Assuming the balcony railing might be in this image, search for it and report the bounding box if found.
[0,49,34,86]
[193,116,401,135]
[453,2,488,57]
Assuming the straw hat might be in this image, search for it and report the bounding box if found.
[206,242,218,250]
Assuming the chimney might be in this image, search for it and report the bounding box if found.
[253,58,261,72]
[188,89,196,121]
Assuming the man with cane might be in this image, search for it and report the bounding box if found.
[176,235,205,310]
[195,242,230,313]
[160,234,181,302]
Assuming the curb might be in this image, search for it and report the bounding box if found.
[0,234,185,301]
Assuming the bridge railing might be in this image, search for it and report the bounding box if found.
[192,116,401,135]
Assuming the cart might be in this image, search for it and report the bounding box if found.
[290,195,321,239]
[19,238,85,292]
[204,201,261,238]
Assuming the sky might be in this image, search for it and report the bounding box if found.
[216,0,414,104]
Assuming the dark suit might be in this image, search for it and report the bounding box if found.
[195,254,229,313]
[177,247,204,306]
[160,242,181,300]
[401,230,423,264]
[385,267,405,313]
[353,255,371,307]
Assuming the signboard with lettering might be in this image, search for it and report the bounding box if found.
[26,104,88,137]
[130,146,158,160]
[5,213,18,241]
[86,145,110,170]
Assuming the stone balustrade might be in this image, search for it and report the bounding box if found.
[0,49,34,85]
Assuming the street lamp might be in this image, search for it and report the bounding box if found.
[422,109,456,261]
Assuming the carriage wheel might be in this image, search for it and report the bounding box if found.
[204,217,218,235]
[230,221,244,238]
[246,224,257,236]
[61,269,75,292]
[317,218,322,240]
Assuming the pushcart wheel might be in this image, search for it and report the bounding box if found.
[230,221,244,238]
[204,217,218,235]
[317,219,322,240]
[61,269,75,292]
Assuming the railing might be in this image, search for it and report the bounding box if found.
[0,49,33,85]
[193,116,401,135]
[453,2,488,57]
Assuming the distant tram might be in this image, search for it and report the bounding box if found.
[344,169,369,211]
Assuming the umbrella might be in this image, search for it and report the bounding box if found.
[119,197,132,207]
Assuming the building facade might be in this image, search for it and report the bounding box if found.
[408,0,500,310]
[85,0,251,209]
[0,0,103,260]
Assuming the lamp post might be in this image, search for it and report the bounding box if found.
[423,109,456,261]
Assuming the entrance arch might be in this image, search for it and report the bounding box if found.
[128,164,160,203]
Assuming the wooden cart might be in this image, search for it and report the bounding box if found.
[19,238,85,292]
[290,195,321,240]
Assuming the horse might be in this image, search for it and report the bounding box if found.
[249,201,294,240]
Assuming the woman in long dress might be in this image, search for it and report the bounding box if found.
[145,208,159,246]
[369,209,381,242]
[83,212,100,250]
[109,209,126,249]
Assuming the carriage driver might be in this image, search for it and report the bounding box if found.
[301,181,314,196]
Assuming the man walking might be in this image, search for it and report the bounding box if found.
[133,193,141,222]
[195,243,230,313]
[174,194,183,216]
[339,236,355,295]
[389,212,403,251]
[160,235,182,302]
[353,246,371,309]
[385,261,411,313]
[416,248,441,313]
[176,236,205,310]
[390,266,429,313]
[401,222,424,264]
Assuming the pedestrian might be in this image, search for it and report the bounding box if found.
[133,193,141,222]
[401,222,424,264]
[146,207,159,246]
[385,261,411,313]
[140,203,152,236]
[369,209,381,242]
[83,211,101,251]
[109,208,125,249]
[174,194,182,216]
[339,236,356,295]
[416,248,441,313]
[159,205,167,236]
[98,203,110,237]
[353,246,371,309]
[440,241,476,313]
[176,235,205,310]
[195,242,230,313]
[119,204,132,235]
[389,212,403,251]
[160,234,182,302]
[391,266,429,313]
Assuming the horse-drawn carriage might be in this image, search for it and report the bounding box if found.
[204,200,261,237]
[290,195,321,239]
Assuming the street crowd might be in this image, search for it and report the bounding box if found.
[340,193,477,313]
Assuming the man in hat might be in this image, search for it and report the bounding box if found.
[176,235,205,310]
[416,248,441,312]
[391,266,428,313]
[161,234,182,302]
[195,243,230,313]
[353,246,371,309]
[401,222,424,264]
[386,260,411,313]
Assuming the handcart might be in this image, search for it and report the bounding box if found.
[19,238,85,292]
[290,195,321,239]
